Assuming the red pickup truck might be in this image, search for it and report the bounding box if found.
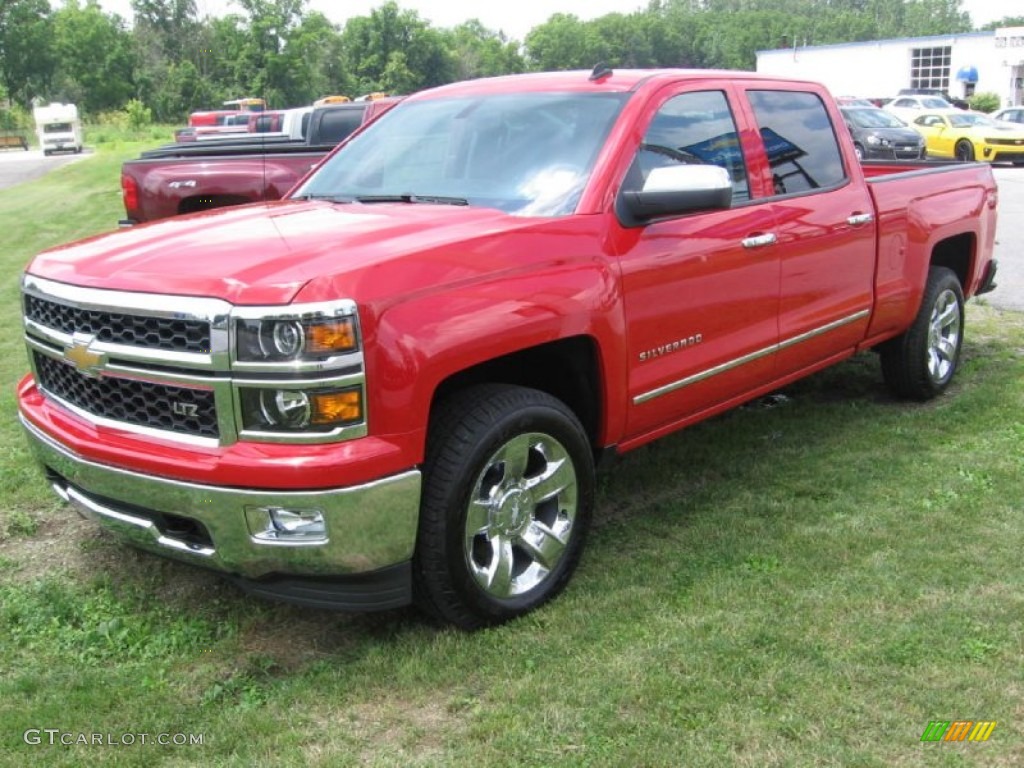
[120,99,399,224]
[18,69,998,628]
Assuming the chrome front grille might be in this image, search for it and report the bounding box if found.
[24,294,211,353]
[34,352,219,438]
[22,274,367,447]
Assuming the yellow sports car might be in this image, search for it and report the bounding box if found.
[911,110,1024,164]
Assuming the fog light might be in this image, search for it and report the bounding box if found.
[246,506,327,543]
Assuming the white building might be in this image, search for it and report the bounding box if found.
[757,27,1024,107]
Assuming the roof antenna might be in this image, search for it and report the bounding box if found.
[589,63,613,81]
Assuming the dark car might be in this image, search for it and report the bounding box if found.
[840,106,926,160]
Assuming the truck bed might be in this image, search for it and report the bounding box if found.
[862,160,998,344]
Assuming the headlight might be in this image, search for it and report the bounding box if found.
[231,300,367,442]
[236,316,357,362]
[234,301,359,366]
[240,386,364,433]
[867,135,881,145]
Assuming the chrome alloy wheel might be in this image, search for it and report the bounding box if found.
[927,288,962,383]
[464,432,578,598]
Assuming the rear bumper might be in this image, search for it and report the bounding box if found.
[20,414,420,610]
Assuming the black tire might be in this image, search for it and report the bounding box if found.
[853,143,864,161]
[414,384,594,629]
[880,266,965,400]
[955,140,975,162]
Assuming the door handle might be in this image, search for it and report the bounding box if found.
[847,213,874,226]
[742,233,777,249]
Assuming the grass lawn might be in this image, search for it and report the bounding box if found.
[1,148,1022,766]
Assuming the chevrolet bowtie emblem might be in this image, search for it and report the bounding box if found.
[63,334,106,378]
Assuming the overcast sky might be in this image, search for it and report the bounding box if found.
[97,0,1024,42]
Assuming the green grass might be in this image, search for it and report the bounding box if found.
[2,153,1023,766]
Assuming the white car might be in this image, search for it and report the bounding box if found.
[885,95,954,123]
[992,107,1024,126]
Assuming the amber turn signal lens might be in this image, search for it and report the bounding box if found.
[311,390,362,425]
[308,319,357,354]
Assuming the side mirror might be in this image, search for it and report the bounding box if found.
[618,165,732,227]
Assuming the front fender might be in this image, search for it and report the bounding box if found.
[367,257,627,462]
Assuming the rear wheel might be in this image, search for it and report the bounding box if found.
[955,140,975,161]
[880,267,964,400]
[414,385,594,629]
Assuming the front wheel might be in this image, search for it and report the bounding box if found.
[853,143,865,161]
[414,385,594,629]
[955,140,975,162]
[880,267,965,400]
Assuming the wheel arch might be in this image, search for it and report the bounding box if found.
[430,336,605,453]
[930,232,973,293]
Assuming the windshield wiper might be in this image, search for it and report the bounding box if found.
[294,193,354,202]
[355,194,469,206]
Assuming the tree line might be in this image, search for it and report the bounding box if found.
[1,0,1021,122]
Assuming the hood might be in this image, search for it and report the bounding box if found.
[989,123,1024,137]
[27,200,543,305]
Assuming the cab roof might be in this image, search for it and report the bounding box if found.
[408,68,819,100]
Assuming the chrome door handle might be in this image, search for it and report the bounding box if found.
[742,233,777,249]
[847,213,874,226]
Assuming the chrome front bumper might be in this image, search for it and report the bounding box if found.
[21,415,421,607]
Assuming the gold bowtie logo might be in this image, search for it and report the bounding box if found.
[63,334,106,378]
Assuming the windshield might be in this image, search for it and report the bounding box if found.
[43,123,73,133]
[845,108,907,129]
[294,92,628,217]
[920,97,951,109]
[949,113,994,128]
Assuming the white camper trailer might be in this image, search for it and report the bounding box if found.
[33,102,83,155]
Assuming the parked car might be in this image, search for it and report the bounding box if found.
[121,98,400,223]
[911,110,1024,164]
[885,95,954,122]
[840,105,926,160]
[896,88,969,110]
[992,107,1024,126]
[19,69,998,628]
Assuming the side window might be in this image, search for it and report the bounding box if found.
[625,90,750,204]
[748,90,846,195]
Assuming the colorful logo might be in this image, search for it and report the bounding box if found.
[920,721,996,742]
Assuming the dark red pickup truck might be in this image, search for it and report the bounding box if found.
[19,69,998,628]
[120,99,399,224]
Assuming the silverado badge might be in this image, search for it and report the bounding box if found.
[63,334,106,378]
